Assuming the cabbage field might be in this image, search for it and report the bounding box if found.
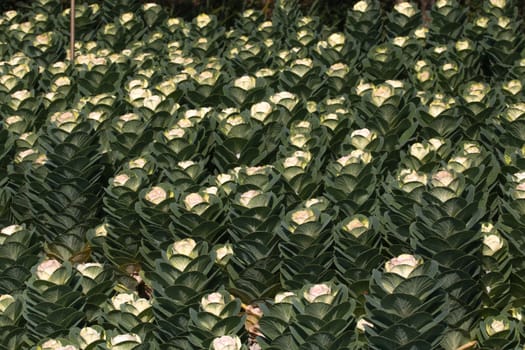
[0,0,524,349]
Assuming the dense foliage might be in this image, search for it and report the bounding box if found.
[1,0,524,30]
[0,0,525,349]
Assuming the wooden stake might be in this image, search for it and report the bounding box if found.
[70,0,75,62]
[456,341,478,350]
